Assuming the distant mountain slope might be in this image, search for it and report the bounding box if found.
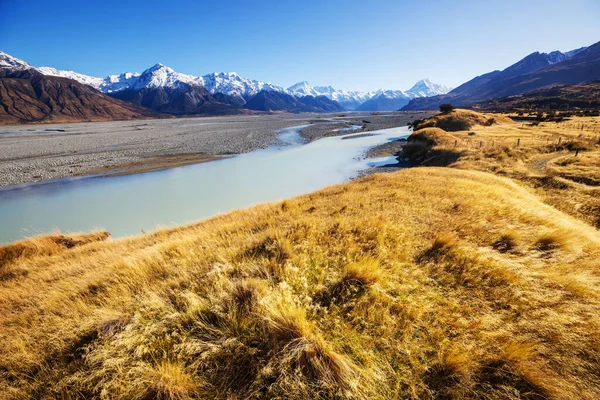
[0,69,156,124]
[356,91,411,111]
[244,91,343,112]
[110,86,241,116]
[403,41,599,110]
[244,91,306,112]
[470,80,600,111]
[297,95,345,112]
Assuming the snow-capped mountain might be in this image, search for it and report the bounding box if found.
[38,63,201,93]
[356,90,411,111]
[130,63,201,91]
[99,72,142,93]
[35,62,283,105]
[287,81,321,97]
[502,48,588,77]
[287,82,375,110]
[199,72,284,104]
[0,51,30,69]
[406,79,452,98]
[323,88,376,110]
[287,79,450,110]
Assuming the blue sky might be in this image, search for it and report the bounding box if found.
[1,0,599,91]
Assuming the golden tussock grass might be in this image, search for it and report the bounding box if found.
[1,165,600,399]
[406,110,600,227]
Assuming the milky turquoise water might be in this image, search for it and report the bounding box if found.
[0,125,408,243]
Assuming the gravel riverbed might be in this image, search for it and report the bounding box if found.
[0,111,431,186]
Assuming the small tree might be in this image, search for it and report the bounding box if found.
[440,103,455,114]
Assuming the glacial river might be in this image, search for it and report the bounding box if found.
[0,125,409,243]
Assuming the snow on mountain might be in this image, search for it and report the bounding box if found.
[0,51,31,69]
[131,63,202,91]
[36,66,105,88]
[325,89,375,110]
[100,72,142,93]
[287,81,318,97]
[36,62,283,103]
[287,80,449,110]
[405,79,451,98]
[377,89,410,100]
[287,82,370,110]
[502,47,588,76]
[564,46,587,58]
[199,72,284,103]
[546,51,568,64]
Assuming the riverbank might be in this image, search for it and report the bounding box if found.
[0,126,411,243]
[0,111,426,186]
[299,111,433,141]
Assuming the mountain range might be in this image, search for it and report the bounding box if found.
[0,51,450,120]
[402,42,600,110]
[285,79,450,111]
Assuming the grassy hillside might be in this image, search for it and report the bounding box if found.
[404,110,600,227]
[2,163,600,398]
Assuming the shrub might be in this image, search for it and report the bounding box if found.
[440,103,455,114]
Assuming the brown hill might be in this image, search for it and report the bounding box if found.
[470,81,600,112]
[0,69,158,124]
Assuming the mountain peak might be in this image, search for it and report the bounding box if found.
[406,79,451,98]
[287,81,318,97]
[288,81,311,90]
[146,63,173,73]
[0,51,31,69]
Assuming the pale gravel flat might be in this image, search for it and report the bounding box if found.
[0,111,430,186]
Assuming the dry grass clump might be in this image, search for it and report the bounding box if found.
[1,168,600,399]
[492,231,520,253]
[320,258,382,306]
[533,231,569,252]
